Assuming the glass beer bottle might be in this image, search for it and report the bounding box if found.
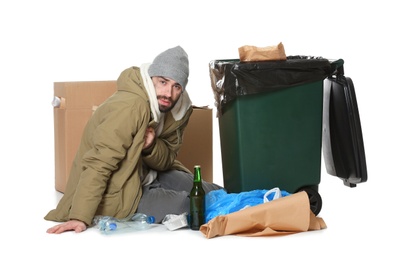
[189,165,206,230]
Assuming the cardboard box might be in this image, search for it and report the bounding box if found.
[177,107,213,183]
[53,81,213,193]
[53,81,117,193]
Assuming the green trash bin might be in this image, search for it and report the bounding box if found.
[209,56,333,196]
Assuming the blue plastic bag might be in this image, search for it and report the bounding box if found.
[205,188,290,223]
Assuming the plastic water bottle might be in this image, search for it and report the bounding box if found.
[93,213,155,234]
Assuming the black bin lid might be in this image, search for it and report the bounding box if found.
[322,60,368,187]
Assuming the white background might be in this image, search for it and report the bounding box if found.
[1,1,406,259]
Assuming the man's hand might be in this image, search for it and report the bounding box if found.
[143,127,156,149]
[46,219,87,234]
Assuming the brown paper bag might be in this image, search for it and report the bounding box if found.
[199,191,326,239]
[238,42,287,62]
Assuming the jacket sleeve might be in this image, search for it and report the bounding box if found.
[142,107,193,171]
[69,98,150,225]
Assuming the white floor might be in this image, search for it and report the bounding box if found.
[3,155,406,259]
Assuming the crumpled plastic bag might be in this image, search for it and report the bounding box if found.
[205,188,290,223]
[200,191,326,239]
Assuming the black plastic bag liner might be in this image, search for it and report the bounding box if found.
[209,56,334,117]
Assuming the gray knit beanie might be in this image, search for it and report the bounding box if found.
[148,46,189,90]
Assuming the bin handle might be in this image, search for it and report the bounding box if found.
[329,59,345,76]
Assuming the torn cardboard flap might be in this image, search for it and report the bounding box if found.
[238,42,287,62]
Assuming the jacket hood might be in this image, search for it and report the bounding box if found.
[116,66,148,97]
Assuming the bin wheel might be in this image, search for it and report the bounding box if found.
[298,187,322,216]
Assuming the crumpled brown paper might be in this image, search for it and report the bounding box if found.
[238,42,287,62]
[199,191,326,239]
